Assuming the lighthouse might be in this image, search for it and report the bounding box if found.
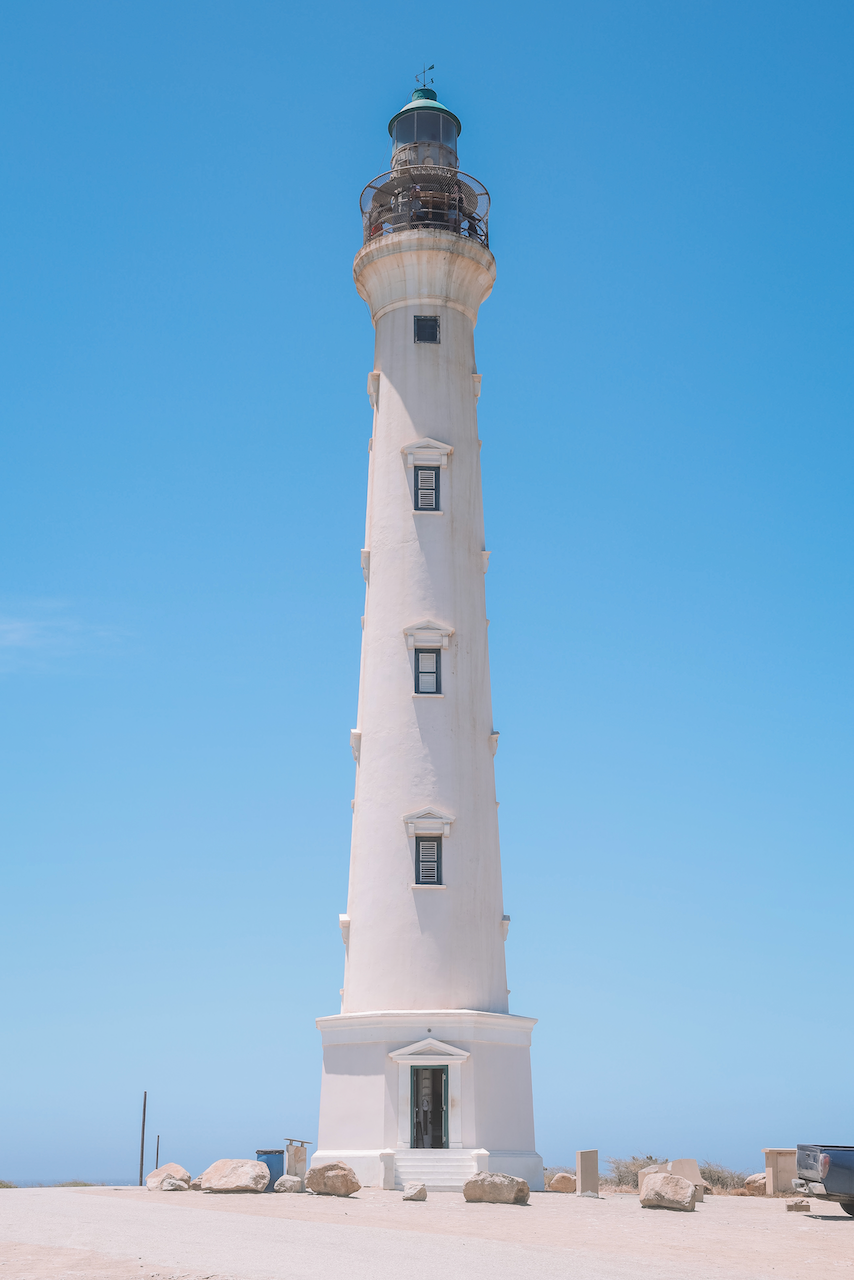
[311,83,543,1193]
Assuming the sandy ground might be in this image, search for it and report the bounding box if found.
[1,1185,852,1280]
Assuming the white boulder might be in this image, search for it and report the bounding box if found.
[146,1163,191,1192]
[640,1172,696,1212]
[305,1162,361,1197]
[744,1173,767,1195]
[403,1182,427,1201]
[274,1175,303,1193]
[463,1171,530,1205]
[200,1159,270,1193]
[547,1172,576,1193]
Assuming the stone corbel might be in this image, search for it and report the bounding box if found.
[367,371,380,410]
[501,915,510,941]
[489,731,500,756]
[403,620,454,651]
[403,807,454,839]
[360,549,370,582]
[401,437,453,469]
[472,373,482,401]
[482,551,491,574]
[339,914,351,945]
[350,730,361,763]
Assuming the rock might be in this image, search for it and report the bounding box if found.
[403,1182,427,1201]
[701,1180,714,1194]
[744,1173,767,1195]
[463,1171,530,1205]
[637,1164,667,1195]
[200,1159,270,1193]
[146,1163,191,1192]
[305,1162,361,1197]
[548,1172,576,1194]
[787,1198,811,1212]
[273,1175,303,1193]
[640,1172,696,1212]
[189,1177,202,1191]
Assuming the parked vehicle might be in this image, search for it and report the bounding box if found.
[795,1146,854,1213]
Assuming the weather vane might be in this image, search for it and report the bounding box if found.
[415,63,434,90]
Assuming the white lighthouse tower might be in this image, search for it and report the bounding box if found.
[311,83,543,1193]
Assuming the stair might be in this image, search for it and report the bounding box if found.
[393,1150,478,1192]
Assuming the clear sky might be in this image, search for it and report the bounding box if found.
[1,0,852,1184]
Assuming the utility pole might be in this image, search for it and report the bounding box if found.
[155,1135,160,1170]
[138,1091,147,1187]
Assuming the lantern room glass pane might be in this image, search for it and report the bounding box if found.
[416,111,441,142]
[394,115,415,147]
[442,116,458,148]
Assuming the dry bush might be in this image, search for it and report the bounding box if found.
[0,1181,17,1189]
[55,1181,96,1187]
[604,1155,668,1189]
[699,1162,748,1192]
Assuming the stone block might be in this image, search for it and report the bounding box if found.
[305,1161,361,1197]
[463,1171,530,1205]
[403,1182,427,1201]
[640,1172,696,1212]
[787,1198,811,1212]
[576,1150,599,1197]
[200,1159,270,1193]
[286,1144,307,1182]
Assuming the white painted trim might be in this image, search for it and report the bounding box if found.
[411,884,448,890]
[412,694,444,699]
[401,437,453,469]
[403,808,454,838]
[389,1037,471,1065]
[404,621,454,650]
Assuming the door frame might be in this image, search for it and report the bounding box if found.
[389,1037,469,1150]
[410,1065,449,1149]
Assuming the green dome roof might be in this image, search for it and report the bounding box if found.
[388,89,462,138]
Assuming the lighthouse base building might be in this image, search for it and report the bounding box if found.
[312,86,543,1193]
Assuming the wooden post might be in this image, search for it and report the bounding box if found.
[138,1092,147,1187]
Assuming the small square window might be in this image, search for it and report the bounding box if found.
[415,648,441,694]
[414,315,440,344]
[416,837,442,884]
[414,466,439,511]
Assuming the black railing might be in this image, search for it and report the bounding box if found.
[360,167,490,248]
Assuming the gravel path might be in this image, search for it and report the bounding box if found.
[1,1185,851,1280]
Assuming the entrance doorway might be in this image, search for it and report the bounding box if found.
[411,1066,448,1148]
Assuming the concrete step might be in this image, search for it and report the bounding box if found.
[393,1151,477,1191]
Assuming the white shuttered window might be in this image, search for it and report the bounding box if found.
[416,837,441,884]
[415,649,440,694]
[415,467,439,510]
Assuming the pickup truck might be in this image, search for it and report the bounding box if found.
[794,1146,854,1212]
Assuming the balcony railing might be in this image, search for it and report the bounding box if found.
[360,167,490,249]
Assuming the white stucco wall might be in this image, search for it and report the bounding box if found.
[344,230,507,1015]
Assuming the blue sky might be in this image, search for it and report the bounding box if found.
[1,0,851,1183]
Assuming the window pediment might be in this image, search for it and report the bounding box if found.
[401,437,453,469]
[403,807,454,838]
[389,1037,470,1065]
[404,620,454,650]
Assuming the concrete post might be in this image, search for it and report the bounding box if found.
[473,1149,490,1173]
[286,1143,307,1184]
[576,1149,599,1197]
[379,1149,396,1190]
